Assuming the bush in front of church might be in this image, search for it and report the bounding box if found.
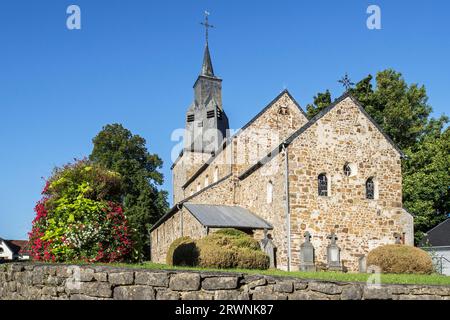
[367,244,433,274]
[167,229,269,270]
[166,236,198,266]
[28,159,133,263]
[196,229,269,270]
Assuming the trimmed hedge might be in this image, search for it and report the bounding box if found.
[367,244,433,274]
[166,236,198,266]
[167,229,269,270]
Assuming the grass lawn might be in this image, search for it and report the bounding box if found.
[106,261,450,286]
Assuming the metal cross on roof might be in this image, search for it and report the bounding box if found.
[200,11,214,44]
[338,73,355,91]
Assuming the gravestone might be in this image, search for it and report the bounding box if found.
[299,231,316,271]
[326,233,342,271]
[260,229,276,268]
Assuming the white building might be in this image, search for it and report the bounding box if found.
[0,238,30,261]
[420,219,450,276]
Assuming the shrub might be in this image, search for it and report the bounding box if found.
[166,236,197,266]
[196,229,269,270]
[367,244,433,274]
[28,159,132,263]
[166,229,270,270]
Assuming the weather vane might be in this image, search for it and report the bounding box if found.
[338,73,355,91]
[200,10,214,44]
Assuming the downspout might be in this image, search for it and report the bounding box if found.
[282,143,292,271]
[230,136,236,205]
[177,204,183,237]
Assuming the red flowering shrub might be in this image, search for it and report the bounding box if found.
[29,159,132,263]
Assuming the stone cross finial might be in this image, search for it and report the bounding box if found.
[327,232,338,245]
[304,231,312,243]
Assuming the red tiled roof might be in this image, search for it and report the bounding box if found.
[5,240,30,255]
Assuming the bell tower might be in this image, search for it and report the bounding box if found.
[184,12,229,153]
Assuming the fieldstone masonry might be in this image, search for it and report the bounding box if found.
[0,263,449,300]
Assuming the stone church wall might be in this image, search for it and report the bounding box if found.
[233,93,308,175]
[151,208,205,264]
[183,146,233,199]
[172,151,212,204]
[236,151,291,270]
[287,97,408,272]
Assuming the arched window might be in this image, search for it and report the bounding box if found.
[0,247,4,253]
[205,175,209,188]
[213,166,219,183]
[343,164,352,177]
[366,177,376,200]
[318,173,328,196]
[267,181,273,204]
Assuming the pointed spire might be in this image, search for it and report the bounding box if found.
[200,12,215,77]
[201,43,214,77]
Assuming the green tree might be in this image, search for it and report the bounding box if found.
[307,69,449,243]
[403,126,450,243]
[305,90,332,119]
[350,70,432,150]
[89,124,169,260]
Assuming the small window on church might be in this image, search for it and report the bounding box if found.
[318,173,328,197]
[278,106,289,115]
[343,164,352,177]
[207,110,215,118]
[366,177,378,200]
[267,181,273,204]
[0,247,4,253]
[214,166,219,182]
[187,114,195,122]
[343,163,357,177]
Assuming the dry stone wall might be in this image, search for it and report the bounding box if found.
[1,263,449,300]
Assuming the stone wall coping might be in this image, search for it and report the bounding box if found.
[2,262,449,289]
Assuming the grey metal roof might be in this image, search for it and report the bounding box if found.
[184,203,273,230]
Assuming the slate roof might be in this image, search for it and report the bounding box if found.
[184,203,273,230]
[420,219,450,247]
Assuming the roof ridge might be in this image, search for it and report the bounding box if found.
[424,218,450,235]
[238,92,405,180]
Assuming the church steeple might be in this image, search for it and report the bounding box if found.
[184,11,229,153]
[201,44,214,77]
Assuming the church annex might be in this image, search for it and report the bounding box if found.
[150,28,414,272]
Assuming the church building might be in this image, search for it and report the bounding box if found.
[150,23,414,272]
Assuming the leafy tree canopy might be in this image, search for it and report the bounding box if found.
[89,124,169,260]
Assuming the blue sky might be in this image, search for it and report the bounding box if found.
[0,0,448,239]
